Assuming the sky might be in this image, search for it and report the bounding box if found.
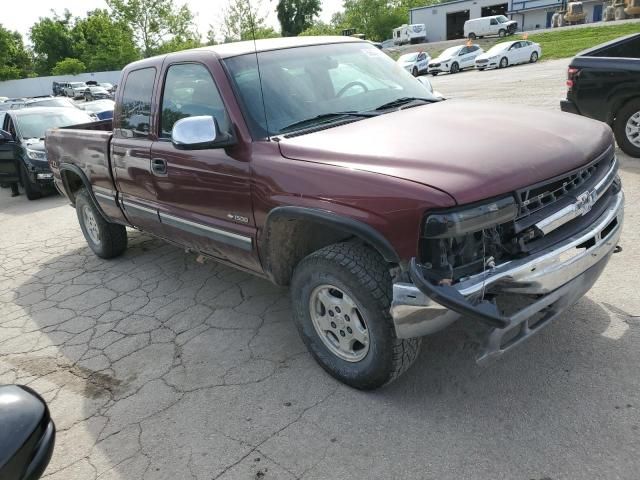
[4,0,344,43]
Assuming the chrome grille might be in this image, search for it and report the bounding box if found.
[517,162,600,220]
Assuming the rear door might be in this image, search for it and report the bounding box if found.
[111,67,165,236]
[149,60,259,271]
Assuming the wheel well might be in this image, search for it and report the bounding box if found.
[262,214,398,286]
[60,169,84,204]
[609,95,640,126]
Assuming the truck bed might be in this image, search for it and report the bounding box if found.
[46,122,126,223]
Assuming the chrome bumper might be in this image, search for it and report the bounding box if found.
[391,189,624,342]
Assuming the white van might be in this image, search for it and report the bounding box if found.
[463,15,518,39]
[393,24,427,45]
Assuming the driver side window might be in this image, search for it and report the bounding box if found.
[160,63,230,139]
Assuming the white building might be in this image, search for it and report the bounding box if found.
[409,0,606,42]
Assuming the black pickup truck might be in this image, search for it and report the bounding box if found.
[561,32,640,157]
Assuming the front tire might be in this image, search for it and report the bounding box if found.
[290,242,421,390]
[499,29,506,38]
[499,57,509,69]
[76,189,128,259]
[450,62,460,74]
[468,32,476,40]
[614,99,640,157]
[530,51,539,63]
[19,163,42,200]
[412,66,418,77]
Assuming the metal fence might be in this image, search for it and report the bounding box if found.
[0,71,122,98]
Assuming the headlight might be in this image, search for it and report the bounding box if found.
[423,197,517,238]
[26,148,47,161]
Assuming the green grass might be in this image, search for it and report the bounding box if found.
[527,22,640,59]
[389,21,640,61]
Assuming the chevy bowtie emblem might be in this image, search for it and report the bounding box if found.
[575,190,597,216]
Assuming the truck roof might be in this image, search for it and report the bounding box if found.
[125,36,365,71]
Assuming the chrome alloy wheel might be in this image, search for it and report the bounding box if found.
[83,205,101,245]
[626,111,640,148]
[309,284,370,362]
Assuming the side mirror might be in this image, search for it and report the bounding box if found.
[0,385,55,480]
[0,129,13,143]
[171,116,235,150]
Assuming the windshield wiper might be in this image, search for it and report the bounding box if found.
[372,97,432,111]
[279,111,378,134]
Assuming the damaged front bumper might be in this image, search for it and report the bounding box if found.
[390,189,624,363]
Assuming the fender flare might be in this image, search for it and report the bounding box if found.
[263,206,400,264]
[59,163,109,221]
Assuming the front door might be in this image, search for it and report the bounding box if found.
[150,62,259,272]
[111,67,165,236]
[0,116,19,184]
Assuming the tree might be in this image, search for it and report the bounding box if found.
[340,0,406,41]
[0,24,33,80]
[298,21,340,36]
[221,0,279,43]
[106,0,199,57]
[276,0,321,37]
[71,9,139,71]
[30,10,75,75]
[52,58,86,75]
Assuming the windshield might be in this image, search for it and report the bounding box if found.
[70,82,85,88]
[224,42,433,137]
[439,46,461,58]
[398,53,418,62]
[486,43,511,54]
[27,98,77,108]
[497,15,509,23]
[15,109,93,139]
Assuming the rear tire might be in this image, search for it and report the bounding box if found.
[431,72,438,76]
[19,163,42,200]
[412,66,418,77]
[290,242,422,390]
[468,33,477,40]
[76,188,128,259]
[613,98,640,158]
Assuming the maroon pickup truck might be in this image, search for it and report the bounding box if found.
[46,37,624,389]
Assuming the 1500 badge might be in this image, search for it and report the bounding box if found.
[227,213,249,223]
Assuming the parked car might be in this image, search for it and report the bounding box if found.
[83,86,112,101]
[63,82,88,98]
[381,39,395,49]
[475,40,541,70]
[397,51,431,76]
[52,81,67,96]
[99,82,115,93]
[10,97,78,110]
[0,98,26,111]
[0,384,56,480]
[0,107,95,199]
[47,37,623,389]
[79,99,115,120]
[428,44,483,75]
[393,24,427,45]
[561,33,640,157]
[464,15,518,40]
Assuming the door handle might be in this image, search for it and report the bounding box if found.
[151,158,167,175]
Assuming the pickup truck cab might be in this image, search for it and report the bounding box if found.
[561,33,640,157]
[47,37,624,389]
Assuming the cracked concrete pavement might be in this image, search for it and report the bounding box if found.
[1,58,639,480]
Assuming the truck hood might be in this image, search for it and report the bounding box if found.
[277,100,613,205]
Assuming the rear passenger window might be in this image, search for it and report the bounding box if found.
[160,63,229,139]
[118,68,156,138]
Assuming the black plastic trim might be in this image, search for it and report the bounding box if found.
[265,206,400,263]
[58,163,111,221]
